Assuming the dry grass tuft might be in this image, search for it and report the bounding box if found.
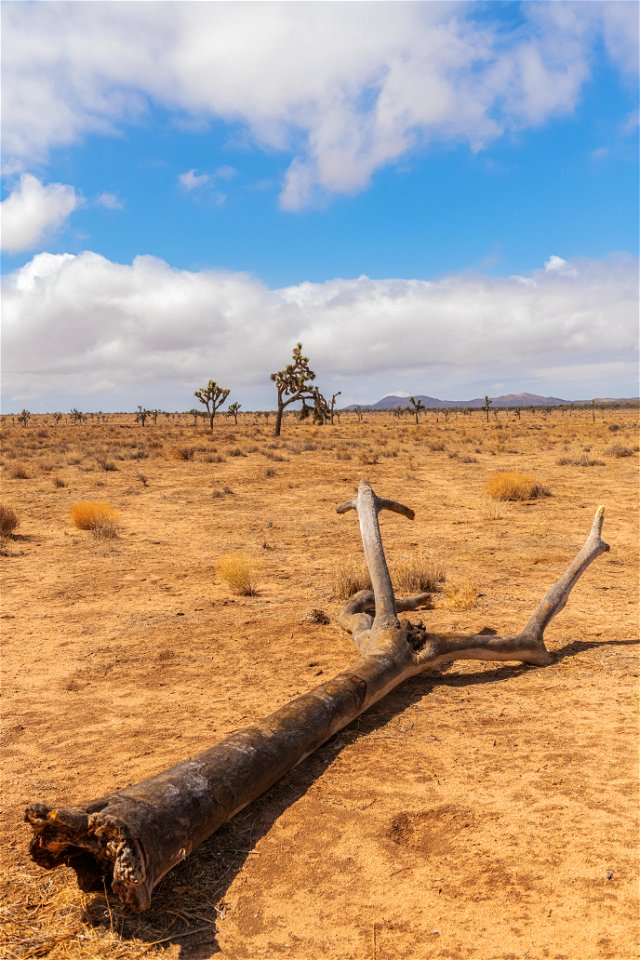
[216,552,260,595]
[69,501,120,535]
[479,495,505,520]
[0,504,20,537]
[333,562,372,600]
[392,554,445,594]
[437,576,478,610]
[485,471,550,501]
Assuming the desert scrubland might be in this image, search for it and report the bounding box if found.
[1,407,638,960]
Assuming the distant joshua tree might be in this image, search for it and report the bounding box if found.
[408,396,425,425]
[194,380,230,432]
[53,412,63,428]
[18,409,31,427]
[70,408,84,424]
[482,395,492,422]
[135,406,151,427]
[329,391,341,425]
[227,402,241,425]
[271,343,318,438]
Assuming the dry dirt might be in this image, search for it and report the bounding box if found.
[1,408,638,960]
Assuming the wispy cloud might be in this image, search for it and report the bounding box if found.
[0,174,81,253]
[3,251,637,409]
[178,169,211,191]
[2,3,637,208]
[96,192,123,210]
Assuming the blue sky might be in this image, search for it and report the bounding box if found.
[2,1,638,411]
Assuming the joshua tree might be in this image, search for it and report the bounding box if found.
[25,481,610,912]
[271,343,318,438]
[514,407,521,420]
[135,406,150,427]
[52,412,63,428]
[70,408,84,424]
[194,380,230,432]
[18,409,31,427]
[329,392,342,425]
[482,395,492,422]
[227,402,241,425]
[408,396,425,425]
[354,406,364,423]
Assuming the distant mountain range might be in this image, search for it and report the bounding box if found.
[346,392,638,410]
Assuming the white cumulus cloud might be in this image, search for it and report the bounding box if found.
[1,174,81,253]
[2,251,637,410]
[2,2,637,208]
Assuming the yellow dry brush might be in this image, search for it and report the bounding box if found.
[484,471,551,502]
[69,502,121,539]
[216,552,260,596]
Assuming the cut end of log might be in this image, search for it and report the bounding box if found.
[25,802,152,912]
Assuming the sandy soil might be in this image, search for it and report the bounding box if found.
[1,408,638,960]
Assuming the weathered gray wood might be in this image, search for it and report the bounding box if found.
[25,481,609,912]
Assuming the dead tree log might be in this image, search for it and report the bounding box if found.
[25,481,609,911]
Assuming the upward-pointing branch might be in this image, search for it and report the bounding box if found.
[337,480,415,629]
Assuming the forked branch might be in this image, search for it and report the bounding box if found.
[25,481,609,913]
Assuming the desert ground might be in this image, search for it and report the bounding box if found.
[1,406,638,960]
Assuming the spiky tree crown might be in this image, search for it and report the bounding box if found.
[270,343,316,401]
[194,381,230,411]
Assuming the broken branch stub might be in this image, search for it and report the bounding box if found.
[25,480,609,911]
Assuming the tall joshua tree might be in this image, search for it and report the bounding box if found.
[194,380,230,432]
[271,343,317,438]
[482,394,492,422]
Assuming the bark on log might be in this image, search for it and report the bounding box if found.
[25,481,609,911]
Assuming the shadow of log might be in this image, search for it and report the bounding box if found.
[79,634,638,957]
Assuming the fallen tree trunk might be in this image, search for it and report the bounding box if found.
[25,481,609,911]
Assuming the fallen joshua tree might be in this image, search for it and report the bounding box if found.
[25,481,609,912]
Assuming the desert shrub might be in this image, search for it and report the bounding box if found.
[216,552,259,596]
[0,505,19,537]
[96,457,118,472]
[69,501,120,532]
[52,476,66,488]
[485,471,550,501]
[335,449,352,461]
[556,454,604,467]
[608,423,621,433]
[263,468,277,478]
[333,562,372,600]
[172,447,195,461]
[228,448,247,458]
[90,517,120,540]
[392,554,445,594]
[606,444,634,458]
[9,463,30,479]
